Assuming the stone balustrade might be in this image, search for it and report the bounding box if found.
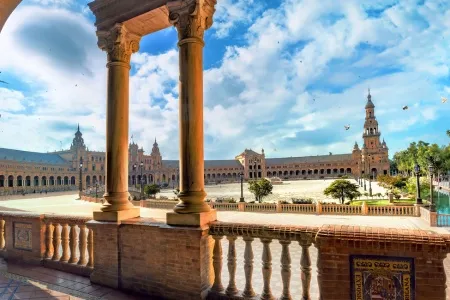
[368,205,415,216]
[140,199,178,209]
[244,203,277,213]
[210,202,239,211]
[208,222,317,300]
[0,212,93,277]
[42,215,94,276]
[321,203,362,215]
[280,203,316,214]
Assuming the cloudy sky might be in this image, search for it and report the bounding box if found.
[0,0,449,160]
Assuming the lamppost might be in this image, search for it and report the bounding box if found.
[368,155,372,197]
[95,183,99,199]
[133,163,137,188]
[79,157,83,198]
[414,164,422,204]
[254,160,257,180]
[363,159,367,191]
[239,172,245,202]
[429,163,435,212]
[140,161,144,200]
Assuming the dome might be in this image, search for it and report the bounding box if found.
[365,89,375,109]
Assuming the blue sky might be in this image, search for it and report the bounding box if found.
[0,0,449,160]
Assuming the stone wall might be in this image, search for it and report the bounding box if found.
[315,225,449,300]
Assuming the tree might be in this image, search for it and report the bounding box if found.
[144,184,160,198]
[248,178,273,203]
[447,130,450,138]
[323,179,361,204]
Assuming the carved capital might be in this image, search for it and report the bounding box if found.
[97,23,141,64]
[167,0,217,43]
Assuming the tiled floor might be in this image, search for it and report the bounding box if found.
[0,259,144,299]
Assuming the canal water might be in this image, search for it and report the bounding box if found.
[435,188,450,214]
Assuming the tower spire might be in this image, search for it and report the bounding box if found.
[77,123,80,132]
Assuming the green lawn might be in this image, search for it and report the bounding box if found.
[350,199,420,206]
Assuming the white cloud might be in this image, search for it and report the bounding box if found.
[0,88,25,111]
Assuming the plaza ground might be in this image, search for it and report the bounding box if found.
[158,178,387,202]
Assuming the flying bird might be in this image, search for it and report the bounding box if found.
[442,97,447,103]
[344,125,350,131]
[402,105,409,110]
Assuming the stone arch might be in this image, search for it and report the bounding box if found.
[162,174,166,182]
[0,175,4,187]
[284,171,288,176]
[307,170,312,175]
[346,168,352,174]
[267,171,272,177]
[71,176,76,185]
[17,175,23,186]
[320,169,324,174]
[314,169,318,174]
[8,175,14,187]
[99,175,103,184]
[64,176,69,185]
[339,168,345,174]
[34,176,39,186]
[289,170,294,176]
[42,176,47,186]
[301,170,306,175]
[326,169,331,174]
[93,175,97,184]
[278,171,282,176]
[49,176,55,186]
[296,170,300,176]
[57,176,62,185]
[333,168,338,174]
[86,175,91,186]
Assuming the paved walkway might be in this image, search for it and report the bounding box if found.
[0,258,144,299]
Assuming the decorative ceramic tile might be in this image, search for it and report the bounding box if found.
[350,255,415,300]
[13,222,32,251]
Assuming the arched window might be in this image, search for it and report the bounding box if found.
[8,175,14,187]
[0,175,4,187]
[17,175,23,187]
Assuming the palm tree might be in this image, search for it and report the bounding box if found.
[447,130,450,138]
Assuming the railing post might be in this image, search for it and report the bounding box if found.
[242,236,256,298]
[0,219,5,250]
[78,224,88,265]
[238,202,245,212]
[87,228,94,268]
[51,223,61,261]
[60,223,70,262]
[276,201,282,213]
[430,211,438,227]
[44,222,53,259]
[68,224,78,264]
[361,201,368,215]
[316,202,322,215]
[300,240,312,300]
[280,240,292,300]
[260,238,274,300]
[225,236,238,296]
[211,235,224,292]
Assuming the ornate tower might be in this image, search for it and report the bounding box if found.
[151,138,162,169]
[361,89,390,177]
[70,124,87,170]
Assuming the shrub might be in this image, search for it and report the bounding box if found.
[291,198,313,204]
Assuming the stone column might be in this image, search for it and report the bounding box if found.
[94,23,141,221]
[166,0,217,226]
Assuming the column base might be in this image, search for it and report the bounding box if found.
[166,210,217,227]
[93,207,140,222]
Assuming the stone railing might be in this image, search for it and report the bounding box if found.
[321,204,361,215]
[80,195,103,203]
[368,205,415,216]
[210,202,239,211]
[0,212,93,277]
[438,214,450,227]
[207,222,450,300]
[42,215,93,277]
[280,203,316,214]
[140,199,178,209]
[208,222,318,300]
[243,203,277,213]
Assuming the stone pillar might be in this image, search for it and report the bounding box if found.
[94,23,141,221]
[166,0,217,226]
[316,202,322,214]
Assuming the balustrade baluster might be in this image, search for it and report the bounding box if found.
[87,229,94,268]
[280,240,292,300]
[261,238,274,300]
[211,235,224,292]
[45,222,53,259]
[68,224,78,263]
[78,224,87,265]
[242,236,256,297]
[60,223,70,262]
[52,223,61,261]
[0,219,5,250]
[225,236,238,296]
[300,240,312,300]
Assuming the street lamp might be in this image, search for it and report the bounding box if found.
[79,157,83,198]
[140,161,144,200]
[254,160,257,180]
[363,160,367,191]
[414,164,422,204]
[368,155,372,197]
[133,163,137,188]
[429,163,435,212]
[239,172,245,202]
[95,182,99,199]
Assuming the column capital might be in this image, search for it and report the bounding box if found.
[167,0,217,44]
[97,23,141,65]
